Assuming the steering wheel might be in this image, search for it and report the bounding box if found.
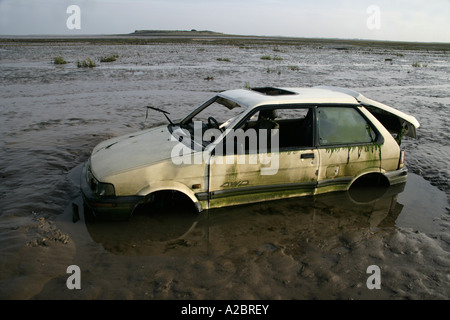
[208,116,221,130]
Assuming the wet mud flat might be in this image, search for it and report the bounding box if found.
[0,37,449,300]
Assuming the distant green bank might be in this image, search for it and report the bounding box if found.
[1,30,449,52]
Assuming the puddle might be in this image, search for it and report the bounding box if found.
[396,173,448,234]
[76,172,446,257]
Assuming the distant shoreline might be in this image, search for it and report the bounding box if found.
[1,30,449,51]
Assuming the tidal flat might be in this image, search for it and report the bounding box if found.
[0,35,449,300]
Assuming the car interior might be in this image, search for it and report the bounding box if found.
[238,107,314,152]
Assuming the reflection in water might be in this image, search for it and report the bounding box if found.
[84,182,406,256]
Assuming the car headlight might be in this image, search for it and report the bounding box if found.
[87,165,115,197]
[95,181,115,197]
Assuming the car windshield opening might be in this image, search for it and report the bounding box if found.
[178,96,245,148]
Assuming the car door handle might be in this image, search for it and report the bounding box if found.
[301,153,315,159]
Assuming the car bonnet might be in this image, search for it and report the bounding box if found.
[89,125,178,179]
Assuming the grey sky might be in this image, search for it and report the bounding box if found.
[0,0,449,42]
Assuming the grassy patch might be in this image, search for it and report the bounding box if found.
[99,54,119,62]
[216,57,231,62]
[412,62,428,67]
[266,67,281,75]
[53,56,67,65]
[289,65,299,71]
[77,58,96,68]
[261,55,283,61]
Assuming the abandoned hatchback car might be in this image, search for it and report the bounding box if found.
[81,86,419,220]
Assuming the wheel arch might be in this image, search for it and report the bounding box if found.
[136,182,203,213]
[349,171,390,190]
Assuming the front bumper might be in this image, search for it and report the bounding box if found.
[80,162,144,220]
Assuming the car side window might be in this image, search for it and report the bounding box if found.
[226,106,314,154]
[317,106,376,145]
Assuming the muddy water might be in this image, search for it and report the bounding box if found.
[0,41,449,299]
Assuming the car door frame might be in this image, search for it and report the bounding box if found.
[205,104,320,209]
[313,104,386,193]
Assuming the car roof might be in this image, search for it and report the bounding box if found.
[217,86,359,109]
[217,85,419,138]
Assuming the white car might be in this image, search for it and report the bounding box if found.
[81,86,419,220]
